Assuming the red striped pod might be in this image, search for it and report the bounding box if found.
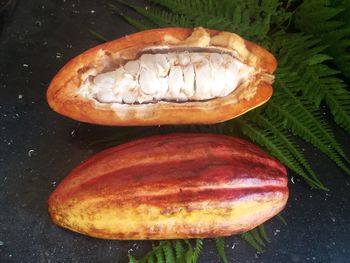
[48,133,288,240]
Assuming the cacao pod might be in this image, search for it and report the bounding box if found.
[48,133,288,240]
[47,27,277,126]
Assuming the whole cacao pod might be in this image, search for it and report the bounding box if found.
[48,133,288,240]
[47,27,277,126]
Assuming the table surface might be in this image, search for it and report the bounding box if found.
[1,1,350,262]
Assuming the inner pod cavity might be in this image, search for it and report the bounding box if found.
[79,50,254,104]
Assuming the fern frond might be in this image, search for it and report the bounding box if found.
[110,4,154,31]
[184,240,194,263]
[253,0,280,37]
[116,0,192,28]
[150,0,238,31]
[89,30,108,42]
[271,31,350,135]
[214,237,228,263]
[192,239,203,263]
[266,98,350,175]
[129,255,137,263]
[150,0,283,41]
[323,83,350,134]
[250,228,266,247]
[162,241,176,263]
[246,111,327,189]
[147,255,156,263]
[336,0,350,23]
[130,241,168,263]
[241,232,264,253]
[237,118,325,189]
[258,225,270,243]
[268,77,350,170]
[155,243,165,263]
[174,240,185,262]
[118,0,294,43]
[294,0,350,78]
[294,0,344,33]
[242,224,277,252]
[270,33,329,105]
[277,214,288,226]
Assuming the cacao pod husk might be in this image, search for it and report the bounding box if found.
[47,27,277,126]
[48,133,288,240]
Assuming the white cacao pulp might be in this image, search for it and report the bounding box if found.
[79,51,254,104]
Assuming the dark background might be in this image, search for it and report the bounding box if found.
[0,0,349,262]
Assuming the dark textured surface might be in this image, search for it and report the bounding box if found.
[0,0,349,262]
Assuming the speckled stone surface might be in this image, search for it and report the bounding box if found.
[0,1,349,262]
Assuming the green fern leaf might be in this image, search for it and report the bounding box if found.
[150,0,231,23]
[277,214,288,226]
[305,54,333,65]
[155,243,165,263]
[162,241,176,263]
[174,240,185,262]
[271,32,350,136]
[241,232,264,253]
[295,0,343,32]
[268,78,350,170]
[110,4,154,31]
[192,239,203,263]
[131,242,169,263]
[254,0,279,37]
[150,0,282,41]
[266,99,350,175]
[245,111,327,189]
[258,224,270,243]
[116,0,192,28]
[129,255,137,263]
[184,240,193,263]
[119,0,293,43]
[147,255,156,263]
[89,29,108,42]
[294,0,350,78]
[242,224,281,252]
[214,237,228,263]
[237,118,325,189]
[323,81,350,134]
[250,228,266,247]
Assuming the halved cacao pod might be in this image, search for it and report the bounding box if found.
[48,133,288,240]
[47,27,277,126]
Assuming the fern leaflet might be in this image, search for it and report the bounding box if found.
[184,240,194,263]
[276,214,288,226]
[323,81,350,134]
[258,225,270,243]
[110,4,154,31]
[214,237,228,263]
[155,243,165,263]
[174,240,185,262]
[242,232,264,253]
[250,228,266,247]
[162,241,176,263]
[129,255,137,263]
[89,29,108,42]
